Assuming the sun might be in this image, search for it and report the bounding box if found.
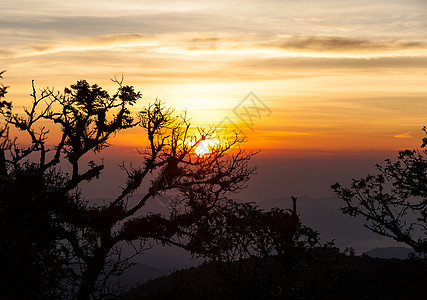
[194,138,219,156]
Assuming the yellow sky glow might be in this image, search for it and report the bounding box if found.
[1,0,427,153]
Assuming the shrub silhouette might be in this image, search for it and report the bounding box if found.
[187,199,319,299]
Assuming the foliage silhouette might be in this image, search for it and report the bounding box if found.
[187,199,319,299]
[332,132,427,256]
[125,199,372,300]
[126,248,427,300]
[0,75,255,299]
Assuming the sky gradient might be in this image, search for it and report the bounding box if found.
[1,0,427,152]
[2,0,427,255]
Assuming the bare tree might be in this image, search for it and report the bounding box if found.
[0,77,255,299]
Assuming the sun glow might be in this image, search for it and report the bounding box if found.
[194,138,220,156]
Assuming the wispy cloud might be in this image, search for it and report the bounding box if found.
[262,35,427,53]
[394,132,413,139]
[8,31,427,63]
[26,34,158,55]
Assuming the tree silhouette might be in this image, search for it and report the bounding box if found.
[187,200,320,299]
[332,131,427,256]
[142,198,361,300]
[0,76,255,299]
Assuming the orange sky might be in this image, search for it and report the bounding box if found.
[1,0,427,153]
[3,1,426,252]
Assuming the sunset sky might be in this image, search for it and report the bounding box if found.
[2,0,427,152]
[2,0,427,257]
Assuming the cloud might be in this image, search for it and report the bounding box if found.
[261,35,427,53]
[0,12,243,37]
[15,32,238,61]
[394,132,413,139]
[88,34,155,44]
[0,49,14,57]
[18,30,427,67]
[23,34,160,57]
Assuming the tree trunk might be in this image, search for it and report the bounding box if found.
[76,251,108,300]
[0,149,6,177]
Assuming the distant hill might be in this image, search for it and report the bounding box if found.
[115,263,169,291]
[120,253,427,300]
[365,247,415,259]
